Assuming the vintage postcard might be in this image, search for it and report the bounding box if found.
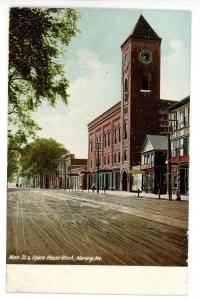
[3,0,194,296]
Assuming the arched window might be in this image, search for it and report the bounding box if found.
[124,150,127,162]
[141,75,150,91]
[124,121,128,140]
[124,78,128,102]
[104,132,107,147]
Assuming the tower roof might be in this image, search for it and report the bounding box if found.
[131,15,161,40]
[129,15,161,40]
[121,15,161,48]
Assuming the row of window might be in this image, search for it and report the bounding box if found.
[142,152,154,165]
[170,106,189,130]
[90,150,128,168]
[171,137,189,157]
[90,122,128,152]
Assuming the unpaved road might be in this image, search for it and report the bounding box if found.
[7,189,188,266]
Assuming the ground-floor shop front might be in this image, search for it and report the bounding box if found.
[142,167,167,194]
[170,163,189,195]
[89,171,120,191]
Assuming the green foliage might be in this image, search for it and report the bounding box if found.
[8,7,80,138]
[7,7,80,180]
[20,138,68,178]
[7,149,20,183]
[7,132,27,182]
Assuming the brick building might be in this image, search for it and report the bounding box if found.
[88,15,175,192]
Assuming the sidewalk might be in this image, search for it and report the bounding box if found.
[84,189,189,201]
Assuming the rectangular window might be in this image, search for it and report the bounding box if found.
[108,155,110,165]
[183,137,189,155]
[124,121,127,140]
[142,155,144,165]
[96,158,99,168]
[170,112,176,131]
[104,133,107,147]
[176,110,181,129]
[171,138,188,157]
[184,106,189,126]
[124,150,127,162]
[90,160,92,168]
[151,153,154,165]
[114,153,117,163]
[90,138,94,153]
[108,132,110,147]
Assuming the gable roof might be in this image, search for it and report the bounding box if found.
[141,135,168,153]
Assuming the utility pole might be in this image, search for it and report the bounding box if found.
[160,111,172,200]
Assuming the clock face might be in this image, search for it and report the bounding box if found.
[124,53,129,69]
[139,49,152,64]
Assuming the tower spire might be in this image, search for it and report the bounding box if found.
[131,15,161,40]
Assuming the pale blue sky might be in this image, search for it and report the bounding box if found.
[33,9,191,157]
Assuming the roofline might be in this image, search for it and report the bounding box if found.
[141,134,168,153]
[87,101,121,128]
[166,95,190,111]
[121,35,161,49]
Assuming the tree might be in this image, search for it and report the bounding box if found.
[7,131,28,182]
[20,138,68,183]
[8,7,80,138]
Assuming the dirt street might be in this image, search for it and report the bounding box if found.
[7,189,188,266]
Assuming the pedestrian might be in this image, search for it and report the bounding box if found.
[92,184,96,193]
[137,188,140,197]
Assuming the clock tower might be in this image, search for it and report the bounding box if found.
[120,15,162,191]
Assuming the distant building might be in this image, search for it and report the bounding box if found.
[87,15,175,192]
[32,154,87,190]
[58,154,88,190]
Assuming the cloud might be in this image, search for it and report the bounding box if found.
[161,39,190,100]
[33,49,118,157]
